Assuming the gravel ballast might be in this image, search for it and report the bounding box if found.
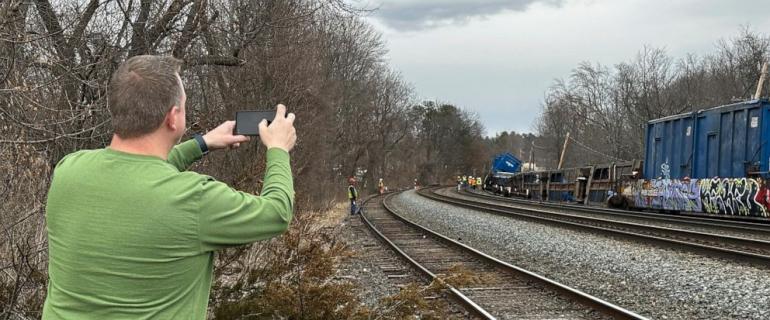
[336,215,410,306]
[390,189,770,320]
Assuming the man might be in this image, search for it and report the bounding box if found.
[378,178,385,195]
[43,55,297,319]
[348,177,359,215]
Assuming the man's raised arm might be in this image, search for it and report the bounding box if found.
[167,121,250,171]
[191,104,297,250]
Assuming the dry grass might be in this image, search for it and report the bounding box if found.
[208,202,479,319]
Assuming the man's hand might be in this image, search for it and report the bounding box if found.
[202,121,250,151]
[259,104,297,152]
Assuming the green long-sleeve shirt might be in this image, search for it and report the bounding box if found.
[42,139,294,319]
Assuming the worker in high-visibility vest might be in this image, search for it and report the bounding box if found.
[477,177,483,190]
[348,177,359,215]
[470,176,476,190]
[462,176,467,189]
[378,178,385,195]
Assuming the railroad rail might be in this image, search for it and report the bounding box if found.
[466,189,770,232]
[360,193,648,320]
[420,187,770,266]
[342,206,472,318]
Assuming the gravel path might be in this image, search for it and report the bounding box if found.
[390,189,770,320]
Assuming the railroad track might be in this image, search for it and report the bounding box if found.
[464,189,770,236]
[339,210,472,318]
[420,187,770,265]
[360,193,647,320]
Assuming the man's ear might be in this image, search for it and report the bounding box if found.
[164,106,181,131]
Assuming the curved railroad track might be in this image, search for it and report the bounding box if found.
[420,187,770,266]
[360,193,648,320]
[466,189,770,235]
[340,203,473,318]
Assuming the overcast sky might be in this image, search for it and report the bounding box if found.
[360,0,770,136]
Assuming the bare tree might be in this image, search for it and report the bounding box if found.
[537,29,770,169]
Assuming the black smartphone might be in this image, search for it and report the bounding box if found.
[234,110,276,136]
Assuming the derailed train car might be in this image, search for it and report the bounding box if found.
[485,153,523,196]
[485,99,770,219]
[500,161,641,205]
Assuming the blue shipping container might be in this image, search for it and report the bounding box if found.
[644,99,770,180]
[491,153,522,174]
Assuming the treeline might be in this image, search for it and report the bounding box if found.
[0,0,488,318]
[536,29,770,168]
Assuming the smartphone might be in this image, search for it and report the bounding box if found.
[234,110,276,136]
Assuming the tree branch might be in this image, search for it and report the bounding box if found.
[172,0,205,58]
[184,55,244,67]
[33,0,74,61]
[144,0,190,52]
[128,0,152,56]
[70,0,100,50]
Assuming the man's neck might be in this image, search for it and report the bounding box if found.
[109,134,173,160]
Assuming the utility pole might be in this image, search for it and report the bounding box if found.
[754,61,768,100]
[557,132,570,170]
[529,141,534,171]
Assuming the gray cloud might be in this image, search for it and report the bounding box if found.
[372,0,563,31]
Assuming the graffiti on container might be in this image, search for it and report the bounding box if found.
[754,177,770,215]
[699,178,769,217]
[622,177,770,217]
[626,179,700,211]
[660,160,671,180]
